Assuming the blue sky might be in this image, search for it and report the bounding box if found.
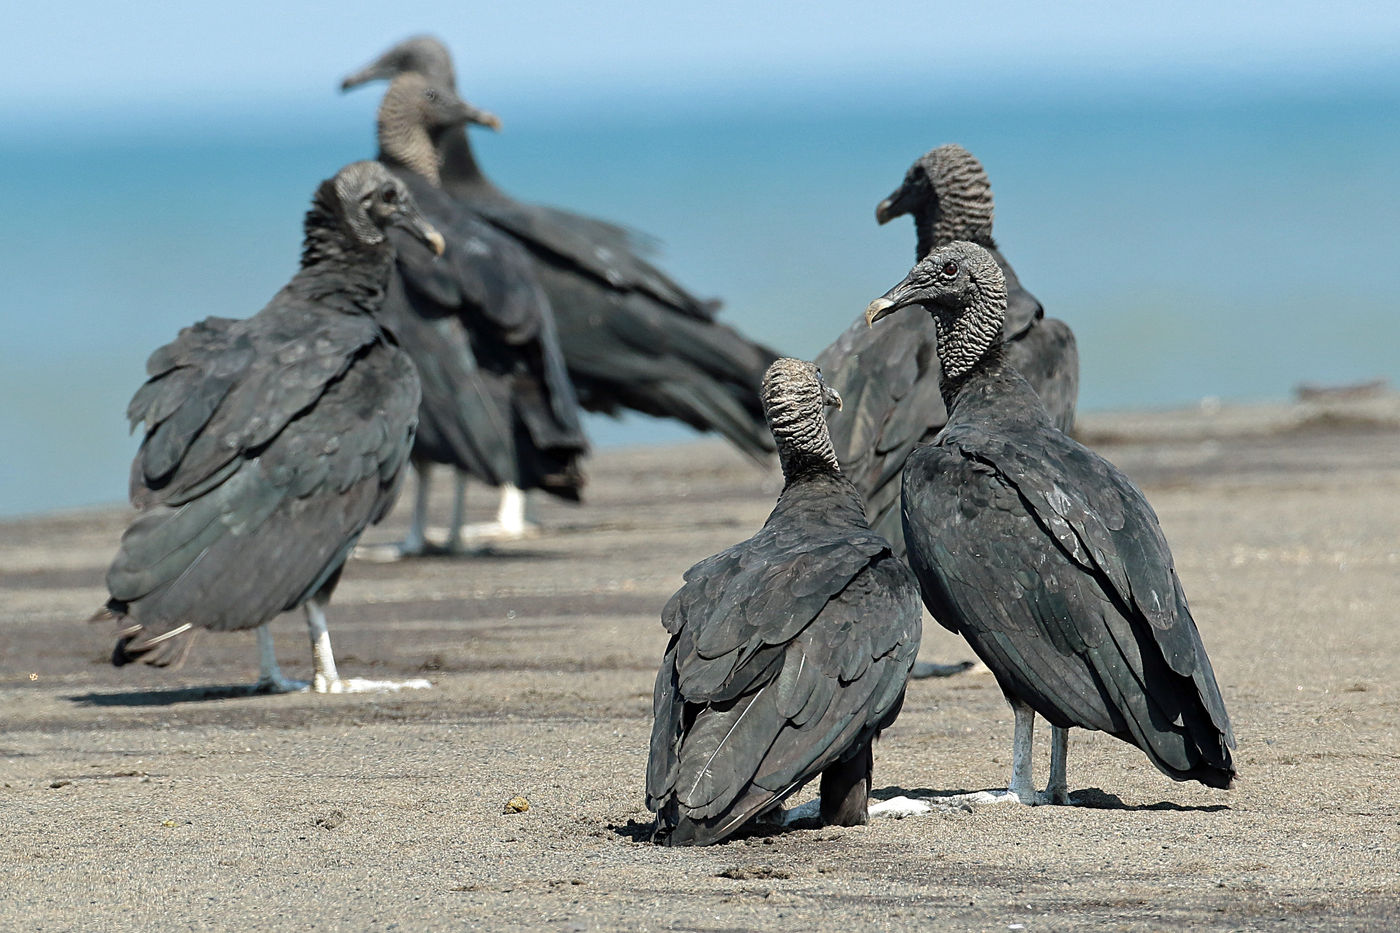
[5,0,1398,119]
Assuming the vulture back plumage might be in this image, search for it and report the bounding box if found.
[647,359,921,845]
[97,162,429,672]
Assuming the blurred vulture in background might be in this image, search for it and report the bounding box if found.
[342,36,781,537]
[366,72,587,557]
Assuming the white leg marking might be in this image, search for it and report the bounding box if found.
[460,484,540,542]
[304,599,431,695]
[353,465,435,561]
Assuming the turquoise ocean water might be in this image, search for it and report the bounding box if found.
[2,79,1397,517]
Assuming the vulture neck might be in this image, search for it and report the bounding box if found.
[913,204,996,261]
[774,417,844,487]
[943,345,1054,431]
[378,105,442,187]
[296,202,393,312]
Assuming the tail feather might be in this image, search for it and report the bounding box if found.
[93,602,197,668]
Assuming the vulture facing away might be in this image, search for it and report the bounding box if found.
[647,358,921,845]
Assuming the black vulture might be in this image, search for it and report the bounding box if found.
[647,359,921,845]
[341,37,781,497]
[93,162,437,693]
[819,144,1078,562]
[820,144,1079,679]
[865,242,1235,803]
[366,73,587,556]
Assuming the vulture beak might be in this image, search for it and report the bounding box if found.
[465,104,502,132]
[395,210,445,256]
[436,90,502,132]
[874,180,919,225]
[864,276,923,327]
[823,384,843,411]
[864,297,897,328]
[340,60,394,92]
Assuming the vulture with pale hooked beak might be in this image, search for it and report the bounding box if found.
[819,144,1079,679]
[866,241,1234,803]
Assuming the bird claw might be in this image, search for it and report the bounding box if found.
[774,799,822,826]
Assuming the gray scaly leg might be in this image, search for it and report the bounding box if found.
[252,624,307,693]
[1045,725,1070,804]
[1007,698,1037,803]
[443,471,469,552]
[306,597,342,694]
[401,465,432,555]
[860,700,1048,817]
[355,464,436,560]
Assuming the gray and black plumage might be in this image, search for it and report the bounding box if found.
[818,144,1078,561]
[866,242,1234,800]
[342,36,779,463]
[94,161,436,692]
[372,73,587,553]
[647,359,921,846]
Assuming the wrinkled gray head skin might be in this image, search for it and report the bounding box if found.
[377,73,500,184]
[875,144,995,249]
[382,72,496,133]
[865,241,1007,380]
[310,160,444,256]
[342,35,457,91]
[761,358,843,476]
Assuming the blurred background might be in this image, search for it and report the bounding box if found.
[2,0,1397,517]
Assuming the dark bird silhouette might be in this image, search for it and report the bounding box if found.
[94,162,438,693]
[647,359,921,845]
[341,36,780,482]
[865,242,1234,803]
[368,73,587,556]
[819,144,1078,563]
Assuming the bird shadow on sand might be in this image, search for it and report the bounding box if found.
[66,684,296,707]
[609,808,824,846]
[610,818,656,843]
[876,785,1230,813]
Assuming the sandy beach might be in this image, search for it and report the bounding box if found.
[2,395,1398,931]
